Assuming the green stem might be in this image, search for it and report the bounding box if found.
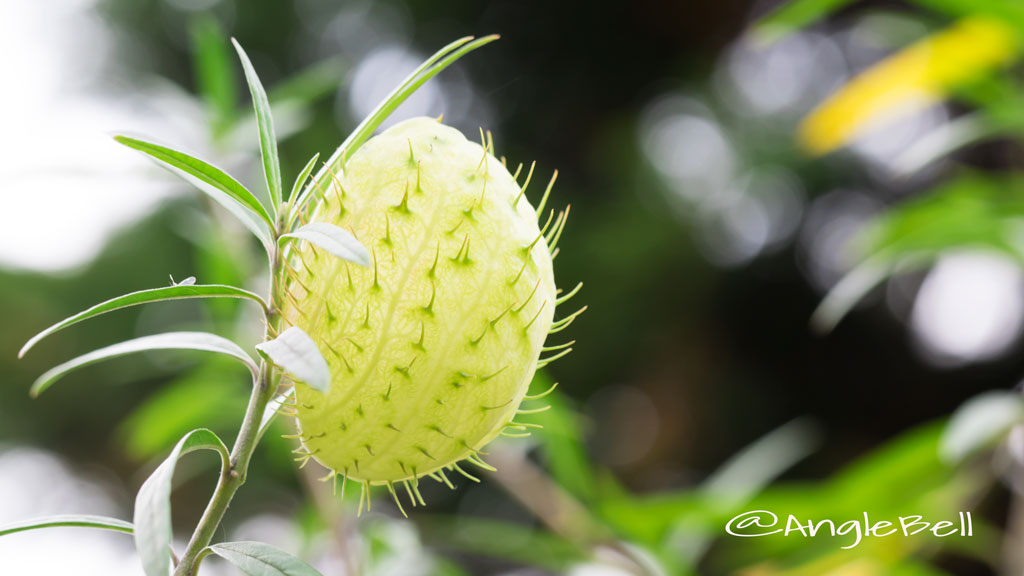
[173,365,275,576]
[173,247,283,576]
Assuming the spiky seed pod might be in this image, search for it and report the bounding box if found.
[280,117,568,500]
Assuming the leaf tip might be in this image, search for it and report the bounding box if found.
[746,23,785,48]
[807,308,838,336]
[353,244,372,268]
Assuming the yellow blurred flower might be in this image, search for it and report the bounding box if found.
[799,16,1020,155]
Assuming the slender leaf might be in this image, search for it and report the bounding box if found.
[207,541,323,576]
[320,34,470,177]
[810,255,906,334]
[891,113,1000,177]
[135,429,228,576]
[232,38,282,215]
[256,327,330,393]
[0,515,133,537]
[751,0,856,44]
[957,70,1024,132]
[291,35,497,219]
[30,332,258,397]
[287,153,319,206]
[910,0,1024,34]
[336,35,500,167]
[942,391,1024,462]
[752,0,1024,45]
[115,135,274,245]
[828,422,952,509]
[729,423,966,571]
[190,16,236,138]
[531,387,597,502]
[812,175,1024,331]
[703,418,819,506]
[280,222,370,267]
[886,75,1024,175]
[20,284,267,358]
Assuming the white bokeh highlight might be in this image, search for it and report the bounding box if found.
[0,0,188,274]
[910,252,1024,366]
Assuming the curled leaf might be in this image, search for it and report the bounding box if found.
[280,222,371,267]
[256,327,330,393]
[135,429,229,576]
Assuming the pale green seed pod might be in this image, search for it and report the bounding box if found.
[280,117,574,506]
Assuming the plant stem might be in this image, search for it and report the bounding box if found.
[173,247,283,576]
[172,362,276,575]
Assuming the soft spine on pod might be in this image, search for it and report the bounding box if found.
[278,117,582,515]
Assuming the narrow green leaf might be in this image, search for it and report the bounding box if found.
[891,113,1000,177]
[336,35,500,167]
[287,153,320,206]
[0,515,134,537]
[280,222,370,267]
[531,387,597,502]
[703,418,819,506]
[207,541,323,576]
[115,135,274,246]
[232,38,283,215]
[810,255,903,334]
[751,0,857,44]
[329,35,472,165]
[30,332,258,398]
[290,35,497,219]
[910,0,1024,34]
[256,327,330,393]
[20,284,267,358]
[942,391,1024,462]
[812,175,1024,331]
[135,429,228,576]
[189,16,236,138]
[828,421,948,504]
